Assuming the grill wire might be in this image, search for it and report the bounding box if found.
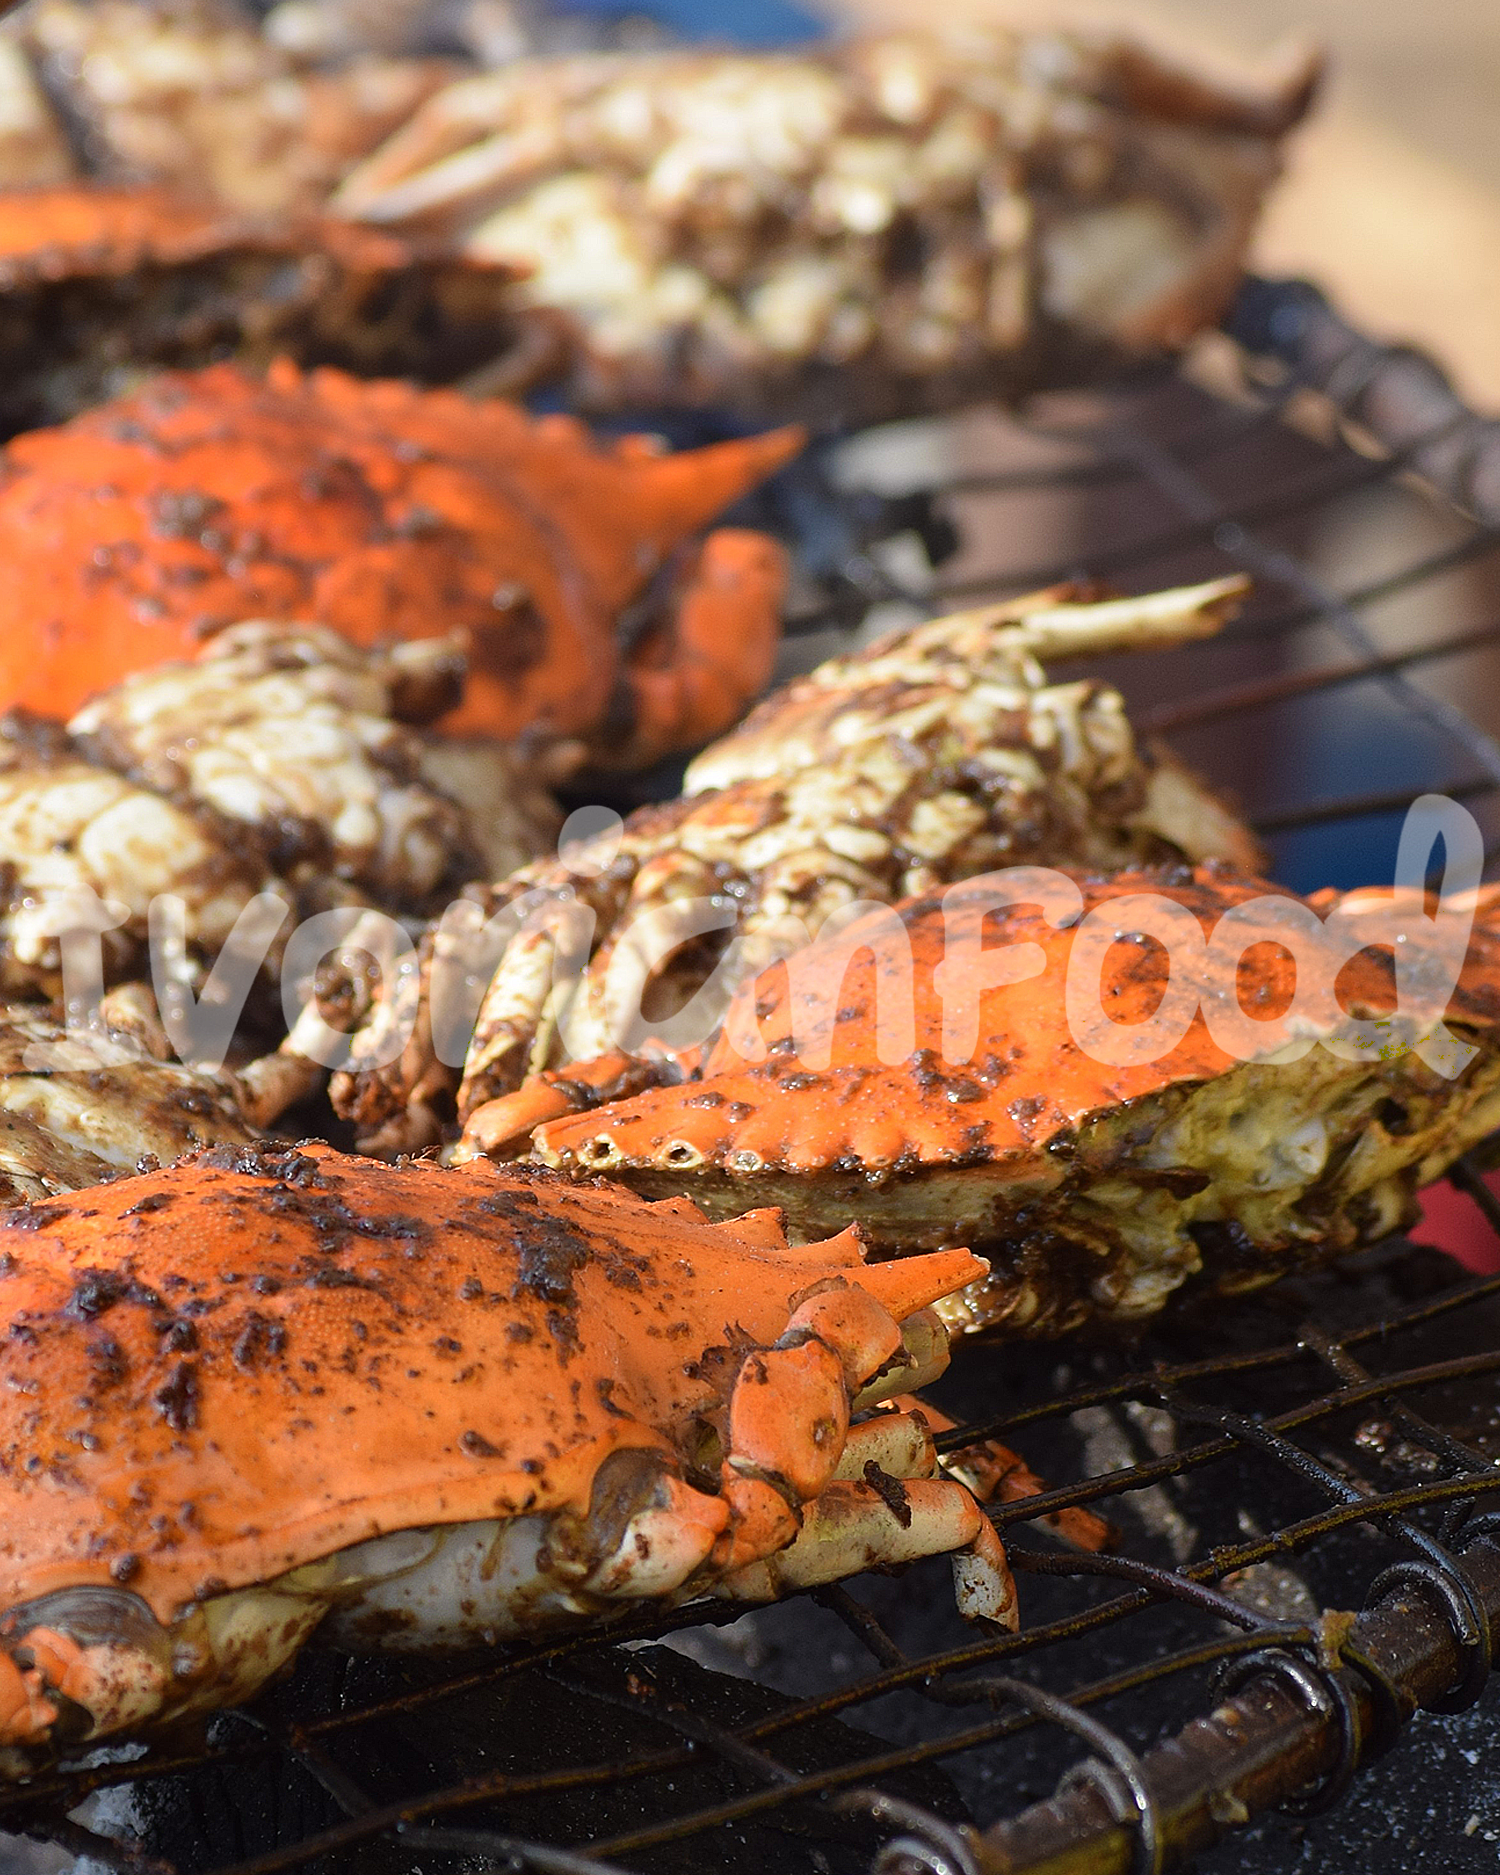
[10,277,1500,1875]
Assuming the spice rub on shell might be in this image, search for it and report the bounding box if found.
[0,360,801,749]
[523,868,1500,1336]
[0,1143,1011,1764]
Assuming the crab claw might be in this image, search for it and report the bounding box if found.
[705,1263,1014,1629]
[882,1394,1114,1555]
[721,1476,1018,1629]
[571,1451,730,1601]
[611,528,790,771]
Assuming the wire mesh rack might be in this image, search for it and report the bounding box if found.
[8,277,1500,1875]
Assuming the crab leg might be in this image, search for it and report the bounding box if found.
[331,74,573,220]
[956,574,1248,664]
[339,119,568,227]
[702,1273,1015,1624]
[720,1480,1018,1628]
[0,1586,329,1753]
[881,1396,1114,1555]
[853,1307,952,1404]
[833,1408,937,1481]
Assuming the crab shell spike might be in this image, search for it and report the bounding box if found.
[0,361,803,745]
[821,1253,989,1330]
[0,1145,1001,1760]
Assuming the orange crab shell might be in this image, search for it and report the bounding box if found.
[531,866,1500,1182]
[0,1143,983,1626]
[0,184,544,438]
[0,360,802,744]
[0,185,425,288]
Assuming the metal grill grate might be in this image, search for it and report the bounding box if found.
[10,278,1500,1875]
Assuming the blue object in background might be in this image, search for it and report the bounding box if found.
[563,0,827,46]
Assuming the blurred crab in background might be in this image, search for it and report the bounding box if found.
[0,0,458,210]
[0,7,1316,422]
[0,611,567,1188]
[332,25,1320,419]
[0,987,272,1201]
[0,360,801,746]
[0,622,552,999]
[320,575,1259,1153]
[0,0,670,209]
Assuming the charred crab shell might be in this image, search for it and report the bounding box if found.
[0,1145,1009,1765]
[525,869,1500,1335]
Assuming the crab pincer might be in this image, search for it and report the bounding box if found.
[0,1144,1011,1770]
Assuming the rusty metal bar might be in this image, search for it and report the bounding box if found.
[1228,279,1500,524]
[877,1540,1500,1875]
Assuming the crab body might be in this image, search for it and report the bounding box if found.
[502,869,1500,1336]
[0,184,523,434]
[0,1144,1010,1765]
[0,361,798,751]
[331,578,1257,1155]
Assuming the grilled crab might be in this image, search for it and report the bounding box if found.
[5,0,457,214]
[325,577,1260,1154]
[0,360,799,748]
[0,1143,1014,1766]
[0,621,554,1012]
[334,27,1319,418]
[0,184,523,434]
[468,866,1500,1338]
[0,987,280,1204]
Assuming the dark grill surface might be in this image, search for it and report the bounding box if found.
[10,279,1500,1875]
